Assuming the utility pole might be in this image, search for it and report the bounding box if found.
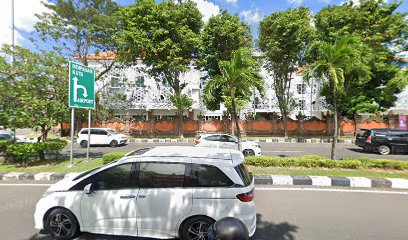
[11,0,16,141]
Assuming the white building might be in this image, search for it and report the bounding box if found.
[86,53,328,121]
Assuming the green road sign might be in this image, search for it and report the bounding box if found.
[69,61,95,109]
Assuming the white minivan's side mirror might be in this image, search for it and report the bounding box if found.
[84,183,94,194]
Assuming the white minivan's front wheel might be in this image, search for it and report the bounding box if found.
[45,208,79,240]
[180,216,214,240]
[79,140,87,148]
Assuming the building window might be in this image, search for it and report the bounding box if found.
[110,74,122,88]
[298,100,305,110]
[136,76,145,88]
[297,84,306,94]
[162,78,172,88]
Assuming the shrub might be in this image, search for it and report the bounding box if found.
[335,160,362,169]
[102,152,126,164]
[6,143,38,166]
[0,140,12,153]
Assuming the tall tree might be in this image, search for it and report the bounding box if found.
[204,48,264,150]
[0,45,69,142]
[114,0,202,138]
[303,36,370,160]
[315,0,407,120]
[200,11,253,112]
[259,7,315,137]
[34,0,120,76]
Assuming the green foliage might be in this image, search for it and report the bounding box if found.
[259,7,315,137]
[6,143,38,166]
[204,48,264,145]
[315,0,407,115]
[200,10,253,78]
[102,152,126,165]
[0,46,70,141]
[170,94,194,112]
[245,155,408,170]
[34,0,119,69]
[0,140,12,153]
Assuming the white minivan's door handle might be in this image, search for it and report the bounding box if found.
[120,195,136,199]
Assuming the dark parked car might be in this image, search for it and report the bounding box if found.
[355,128,408,155]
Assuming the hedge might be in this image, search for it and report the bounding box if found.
[245,155,408,170]
[5,140,68,166]
[102,152,126,165]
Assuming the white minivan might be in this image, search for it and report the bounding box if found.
[76,128,128,148]
[34,146,256,240]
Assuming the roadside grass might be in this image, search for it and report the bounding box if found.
[0,158,103,173]
[248,166,408,178]
[0,154,407,179]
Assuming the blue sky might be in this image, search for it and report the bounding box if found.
[0,0,407,50]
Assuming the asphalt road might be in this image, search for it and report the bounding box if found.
[61,142,408,161]
[1,184,408,240]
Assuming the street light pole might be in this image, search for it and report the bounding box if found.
[11,0,16,141]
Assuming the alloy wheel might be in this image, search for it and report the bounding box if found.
[378,145,390,155]
[187,220,210,240]
[243,149,255,156]
[49,213,73,238]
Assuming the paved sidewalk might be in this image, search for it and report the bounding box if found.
[1,172,407,190]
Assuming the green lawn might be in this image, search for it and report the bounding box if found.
[1,157,407,179]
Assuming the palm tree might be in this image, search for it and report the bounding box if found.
[303,36,370,160]
[204,48,264,151]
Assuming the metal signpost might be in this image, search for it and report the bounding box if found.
[68,61,95,167]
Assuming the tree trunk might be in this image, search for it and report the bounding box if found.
[283,114,288,138]
[337,111,342,137]
[331,91,338,160]
[231,96,242,152]
[178,110,184,138]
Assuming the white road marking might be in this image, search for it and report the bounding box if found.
[0,184,53,187]
[256,187,408,195]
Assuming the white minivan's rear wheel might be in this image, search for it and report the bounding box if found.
[180,216,214,240]
[80,140,87,148]
[45,208,79,240]
[243,149,255,156]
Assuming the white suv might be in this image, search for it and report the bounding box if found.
[34,146,256,240]
[76,128,128,148]
[195,133,261,156]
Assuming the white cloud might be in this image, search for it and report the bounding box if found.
[192,0,220,22]
[225,0,238,4]
[0,0,51,47]
[287,0,304,5]
[240,9,262,24]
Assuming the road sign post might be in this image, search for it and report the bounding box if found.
[68,62,95,167]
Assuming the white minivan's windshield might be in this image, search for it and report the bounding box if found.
[107,129,119,135]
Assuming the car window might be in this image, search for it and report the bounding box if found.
[191,164,233,187]
[90,129,98,135]
[222,135,237,143]
[234,163,252,186]
[80,129,89,135]
[107,129,119,135]
[204,135,221,141]
[388,131,408,137]
[0,133,12,139]
[139,162,187,188]
[70,163,136,191]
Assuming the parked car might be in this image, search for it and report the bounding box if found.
[34,146,256,240]
[355,128,408,155]
[194,133,261,156]
[76,128,128,148]
[0,132,12,140]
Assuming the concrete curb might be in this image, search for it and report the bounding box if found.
[1,172,407,190]
[128,138,355,144]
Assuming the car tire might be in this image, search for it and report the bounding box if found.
[377,145,391,155]
[243,149,255,156]
[110,140,118,148]
[80,140,87,148]
[45,208,79,240]
[180,216,214,240]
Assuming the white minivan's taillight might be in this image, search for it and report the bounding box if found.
[194,139,201,145]
[236,189,254,202]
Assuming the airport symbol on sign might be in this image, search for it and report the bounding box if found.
[69,61,95,109]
